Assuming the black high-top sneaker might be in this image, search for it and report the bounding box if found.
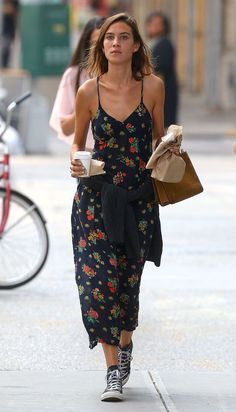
[101,365,123,402]
[118,340,133,386]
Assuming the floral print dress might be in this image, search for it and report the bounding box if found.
[71,78,157,349]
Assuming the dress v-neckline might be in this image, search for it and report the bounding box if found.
[92,76,153,125]
[92,102,152,125]
[97,103,142,124]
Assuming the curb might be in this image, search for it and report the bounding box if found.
[149,371,179,412]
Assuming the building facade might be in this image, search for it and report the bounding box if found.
[131,0,236,109]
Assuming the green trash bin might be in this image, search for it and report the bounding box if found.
[20,4,70,77]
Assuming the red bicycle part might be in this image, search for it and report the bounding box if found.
[0,153,10,235]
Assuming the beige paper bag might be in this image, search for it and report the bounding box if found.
[89,159,106,176]
[146,125,186,183]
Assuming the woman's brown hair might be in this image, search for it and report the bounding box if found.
[87,13,153,80]
[69,16,106,92]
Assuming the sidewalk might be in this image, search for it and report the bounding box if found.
[1,370,235,411]
[151,371,236,412]
[178,93,236,157]
[179,93,236,138]
[1,123,236,411]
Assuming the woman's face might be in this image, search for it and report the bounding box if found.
[103,21,139,64]
[90,28,100,46]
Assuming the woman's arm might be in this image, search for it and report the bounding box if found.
[151,75,180,154]
[70,82,92,177]
[60,113,75,136]
[151,75,165,149]
[49,67,77,142]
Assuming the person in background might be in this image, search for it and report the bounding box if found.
[1,0,19,68]
[49,16,106,151]
[146,11,178,128]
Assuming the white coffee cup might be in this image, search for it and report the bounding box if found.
[73,151,92,177]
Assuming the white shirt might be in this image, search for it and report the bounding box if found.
[49,66,94,150]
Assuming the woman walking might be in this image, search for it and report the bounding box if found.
[50,16,105,150]
[70,13,179,402]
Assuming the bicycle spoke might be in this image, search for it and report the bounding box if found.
[0,190,49,288]
[3,204,37,235]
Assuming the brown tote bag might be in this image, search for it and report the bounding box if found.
[152,151,204,206]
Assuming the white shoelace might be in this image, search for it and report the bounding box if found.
[106,369,122,391]
[118,349,133,375]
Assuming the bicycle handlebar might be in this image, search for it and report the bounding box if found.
[0,91,31,141]
[14,92,31,106]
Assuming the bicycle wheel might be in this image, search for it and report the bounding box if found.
[0,188,49,289]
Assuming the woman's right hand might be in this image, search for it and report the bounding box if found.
[70,159,86,178]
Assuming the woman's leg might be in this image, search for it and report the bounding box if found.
[101,343,123,402]
[119,330,133,348]
[102,343,119,368]
[101,332,133,367]
[116,248,143,386]
[118,330,134,387]
[72,187,122,349]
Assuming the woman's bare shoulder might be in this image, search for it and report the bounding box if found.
[78,78,97,96]
[75,78,97,108]
[144,74,164,106]
[145,73,164,92]
[75,78,98,114]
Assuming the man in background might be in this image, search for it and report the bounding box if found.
[1,0,19,68]
[146,11,178,128]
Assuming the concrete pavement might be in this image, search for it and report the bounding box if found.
[0,370,166,412]
[1,93,236,411]
[1,153,235,411]
[151,371,236,412]
[1,370,236,411]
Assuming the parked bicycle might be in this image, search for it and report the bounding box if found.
[0,93,49,289]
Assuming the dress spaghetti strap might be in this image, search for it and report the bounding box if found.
[97,77,101,107]
[141,78,144,104]
[97,76,143,106]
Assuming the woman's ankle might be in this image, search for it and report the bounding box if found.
[119,340,132,350]
[107,364,119,372]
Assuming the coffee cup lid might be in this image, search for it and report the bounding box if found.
[73,151,91,159]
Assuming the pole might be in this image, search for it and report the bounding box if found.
[204,0,223,108]
[0,0,3,69]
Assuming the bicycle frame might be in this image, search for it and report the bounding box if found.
[0,91,50,289]
[0,92,31,236]
[0,143,10,235]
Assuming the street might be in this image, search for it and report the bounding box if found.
[0,145,236,410]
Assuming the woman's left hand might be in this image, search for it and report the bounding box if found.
[169,143,181,155]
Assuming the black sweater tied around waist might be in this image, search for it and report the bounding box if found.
[81,176,163,266]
